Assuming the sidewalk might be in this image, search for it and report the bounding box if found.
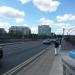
[15,46,63,75]
[49,55,63,75]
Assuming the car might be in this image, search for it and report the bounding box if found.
[43,39,52,44]
[0,47,3,59]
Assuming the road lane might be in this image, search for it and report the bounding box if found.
[0,40,49,75]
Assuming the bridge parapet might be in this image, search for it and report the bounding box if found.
[62,55,75,75]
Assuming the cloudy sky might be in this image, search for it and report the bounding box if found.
[0,0,75,35]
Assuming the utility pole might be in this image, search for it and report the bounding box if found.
[62,28,65,40]
[63,28,65,35]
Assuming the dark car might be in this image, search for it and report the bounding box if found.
[0,47,3,59]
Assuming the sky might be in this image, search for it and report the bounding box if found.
[0,0,75,35]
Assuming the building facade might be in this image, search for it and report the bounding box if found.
[9,26,31,35]
[38,25,51,36]
[0,28,7,38]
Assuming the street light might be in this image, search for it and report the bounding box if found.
[62,28,65,40]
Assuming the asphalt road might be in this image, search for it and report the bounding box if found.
[0,40,49,75]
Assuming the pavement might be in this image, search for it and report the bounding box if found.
[49,55,63,75]
[14,44,63,75]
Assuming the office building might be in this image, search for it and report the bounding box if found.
[38,25,51,36]
[9,26,31,35]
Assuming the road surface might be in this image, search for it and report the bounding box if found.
[0,40,49,75]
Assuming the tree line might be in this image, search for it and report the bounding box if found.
[0,32,60,39]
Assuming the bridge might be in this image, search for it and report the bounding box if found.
[14,40,74,75]
[0,38,75,75]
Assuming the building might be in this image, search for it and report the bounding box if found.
[0,28,6,34]
[9,26,31,35]
[38,25,51,36]
[0,28,7,38]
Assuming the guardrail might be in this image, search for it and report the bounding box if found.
[62,55,75,75]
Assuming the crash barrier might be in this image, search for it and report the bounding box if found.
[62,53,75,75]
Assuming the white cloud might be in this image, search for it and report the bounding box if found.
[39,17,53,27]
[39,17,75,35]
[16,23,30,27]
[23,24,29,27]
[57,14,75,22]
[0,6,25,18]
[18,0,60,12]
[31,26,38,34]
[0,22,11,32]
[33,0,60,12]
[55,28,63,35]
[18,0,31,4]
[52,23,65,34]
[16,18,24,24]
[54,23,65,29]
[53,22,75,35]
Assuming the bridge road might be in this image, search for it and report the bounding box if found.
[0,40,49,75]
[15,40,75,75]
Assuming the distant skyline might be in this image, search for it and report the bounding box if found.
[0,0,75,35]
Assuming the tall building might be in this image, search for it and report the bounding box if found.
[9,26,31,35]
[38,25,51,36]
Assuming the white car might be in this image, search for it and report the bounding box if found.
[43,39,51,44]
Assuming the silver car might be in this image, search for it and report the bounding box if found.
[43,39,52,44]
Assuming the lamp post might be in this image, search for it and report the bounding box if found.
[62,28,65,40]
